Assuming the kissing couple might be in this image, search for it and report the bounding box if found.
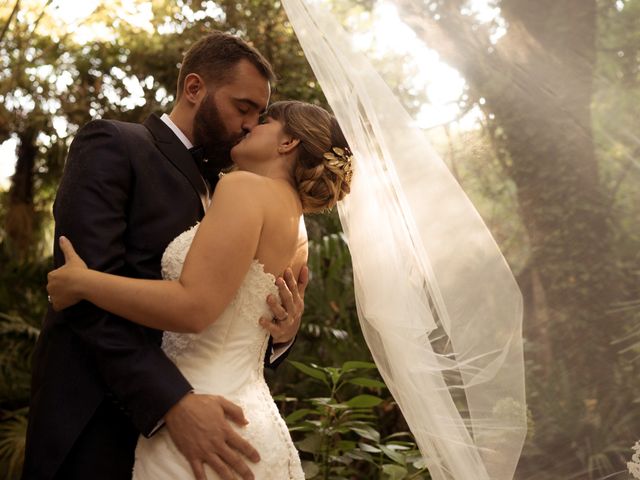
[22,31,351,480]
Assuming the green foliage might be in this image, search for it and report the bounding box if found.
[303,231,362,357]
[266,222,369,392]
[0,408,28,480]
[0,312,39,479]
[0,314,39,409]
[519,356,640,479]
[282,360,430,479]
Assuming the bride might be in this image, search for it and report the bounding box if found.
[46,100,353,480]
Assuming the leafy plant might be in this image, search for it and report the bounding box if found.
[280,360,430,479]
[0,313,39,409]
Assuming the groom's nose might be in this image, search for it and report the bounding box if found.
[242,113,260,132]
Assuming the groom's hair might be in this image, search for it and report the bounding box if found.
[176,31,275,98]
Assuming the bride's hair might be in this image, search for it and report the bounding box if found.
[266,101,353,213]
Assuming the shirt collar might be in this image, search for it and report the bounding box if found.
[160,113,194,150]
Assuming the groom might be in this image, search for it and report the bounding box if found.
[22,32,307,480]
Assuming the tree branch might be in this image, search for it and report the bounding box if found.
[0,0,20,45]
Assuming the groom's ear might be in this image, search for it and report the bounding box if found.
[278,138,300,155]
[183,73,207,105]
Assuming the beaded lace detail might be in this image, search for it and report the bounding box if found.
[159,223,199,361]
[159,224,280,363]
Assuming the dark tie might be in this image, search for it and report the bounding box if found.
[189,146,217,186]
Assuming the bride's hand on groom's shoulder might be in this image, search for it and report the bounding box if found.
[46,236,88,311]
[260,266,309,345]
[165,393,260,480]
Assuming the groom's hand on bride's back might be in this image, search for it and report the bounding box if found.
[165,393,260,480]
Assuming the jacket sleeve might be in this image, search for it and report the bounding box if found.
[53,119,191,437]
[264,336,297,370]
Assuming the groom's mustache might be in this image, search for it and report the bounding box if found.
[232,133,246,145]
[232,132,251,148]
[218,128,246,147]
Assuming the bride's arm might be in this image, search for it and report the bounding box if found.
[48,172,264,333]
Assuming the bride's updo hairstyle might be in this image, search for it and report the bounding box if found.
[266,101,353,213]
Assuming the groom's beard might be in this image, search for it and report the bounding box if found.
[193,95,238,170]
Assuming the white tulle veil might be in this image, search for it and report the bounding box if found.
[281,0,527,478]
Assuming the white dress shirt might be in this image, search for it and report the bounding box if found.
[160,114,211,211]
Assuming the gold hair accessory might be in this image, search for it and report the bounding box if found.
[323,147,353,184]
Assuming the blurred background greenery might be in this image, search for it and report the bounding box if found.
[1,0,639,479]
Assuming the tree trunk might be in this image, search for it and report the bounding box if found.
[397,0,620,392]
[392,3,632,475]
[5,129,37,259]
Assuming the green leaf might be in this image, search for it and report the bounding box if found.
[288,424,319,433]
[325,401,350,410]
[295,432,322,454]
[412,457,429,469]
[270,394,299,402]
[336,439,357,452]
[383,443,412,452]
[348,411,377,421]
[357,441,382,453]
[347,377,387,389]
[382,432,415,442]
[382,464,409,480]
[288,360,329,384]
[301,460,320,478]
[342,360,377,372]
[325,366,342,386]
[349,424,381,442]
[346,449,376,463]
[285,408,315,424]
[380,444,407,465]
[346,394,383,408]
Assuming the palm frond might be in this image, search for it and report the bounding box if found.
[0,407,28,480]
[0,313,39,407]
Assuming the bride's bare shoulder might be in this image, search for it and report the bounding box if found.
[212,170,271,201]
[216,170,265,188]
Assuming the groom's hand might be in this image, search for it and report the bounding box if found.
[47,236,89,311]
[165,393,259,480]
[260,266,309,344]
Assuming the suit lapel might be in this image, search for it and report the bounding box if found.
[144,114,207,210]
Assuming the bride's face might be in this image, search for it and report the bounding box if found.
[230,116,289,169]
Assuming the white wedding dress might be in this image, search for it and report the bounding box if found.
[132,224,305,480]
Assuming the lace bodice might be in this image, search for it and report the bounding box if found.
[132,223,304,480]
[160,224,278,367]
